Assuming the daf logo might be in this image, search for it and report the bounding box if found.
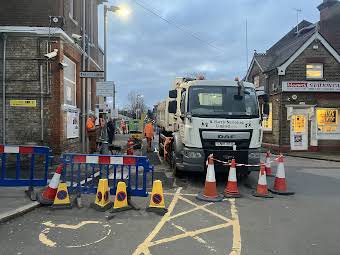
[218,134,234,139]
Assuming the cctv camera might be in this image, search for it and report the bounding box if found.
[44,49,58,59]
[72,34,82,40]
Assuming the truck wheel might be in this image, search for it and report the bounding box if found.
[171,150,182,177]
[158,142,164,157]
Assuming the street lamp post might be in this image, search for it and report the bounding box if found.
[104,5,119,120]
[104,5,119,82]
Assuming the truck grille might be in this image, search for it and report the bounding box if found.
[199,129,252,149]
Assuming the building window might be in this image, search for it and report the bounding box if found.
[64,56,77,106]
[253,75,260,88]
[262,103,272,131]
[306,63,323,79]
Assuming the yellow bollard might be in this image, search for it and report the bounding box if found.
[51,182,72,209]
[146,180,168,216]
[90,179,113,212]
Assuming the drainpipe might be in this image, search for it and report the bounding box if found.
[2,33,7,144]
[81,0,86,152]
[40,64,44,142]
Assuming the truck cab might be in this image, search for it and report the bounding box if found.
[159,77,269,176]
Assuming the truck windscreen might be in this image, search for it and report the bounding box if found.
[188,86,259,118]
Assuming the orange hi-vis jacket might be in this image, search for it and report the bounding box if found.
[144,123,154,139]
[86,118,95,132]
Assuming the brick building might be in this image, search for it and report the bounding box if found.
[245,0,340,152]
[0,0,104,154]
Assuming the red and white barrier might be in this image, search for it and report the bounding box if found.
[73,155,136,165]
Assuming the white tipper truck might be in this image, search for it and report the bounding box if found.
[156,77,269,177]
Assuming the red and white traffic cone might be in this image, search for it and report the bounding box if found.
[224,159,241,198]
[265,151,274,177]
[37,164,63,205]
[253,163,273,198]
[269,155,295,195]
[196,154,223,202]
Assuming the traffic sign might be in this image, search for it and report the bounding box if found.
[96,81,115,96]
[80,71,104,79]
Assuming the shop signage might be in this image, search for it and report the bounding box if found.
[10,100,37,107]
[282,81,340,92]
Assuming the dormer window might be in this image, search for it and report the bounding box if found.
[306,63,323,79]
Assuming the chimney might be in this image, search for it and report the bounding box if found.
[318,0,339,20]
[317,0,340,54]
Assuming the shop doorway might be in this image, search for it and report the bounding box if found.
[290,111,308,150]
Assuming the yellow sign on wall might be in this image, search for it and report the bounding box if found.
[10,100,37,107]
[317,109,338,125]
[317,108,338,133]
[292,115,305,133]
[262,103,272,131]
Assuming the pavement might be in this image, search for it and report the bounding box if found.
[0,187,40,223]
[286,151,340,162]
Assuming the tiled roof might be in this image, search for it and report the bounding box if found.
[251,20,317,72]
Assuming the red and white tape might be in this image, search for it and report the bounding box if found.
[211,155,282,167]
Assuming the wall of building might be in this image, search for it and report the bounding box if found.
[0,0,103,155]
[0,0,61,26]
[278,40,340,150]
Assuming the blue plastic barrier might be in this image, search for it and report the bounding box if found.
[61,153,154,197]
[0,145,50,187]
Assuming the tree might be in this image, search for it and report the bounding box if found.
[127,91,147,119]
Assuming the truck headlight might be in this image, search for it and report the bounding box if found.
[183,151,202,158]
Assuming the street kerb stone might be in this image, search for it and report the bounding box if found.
[132,188,242,255]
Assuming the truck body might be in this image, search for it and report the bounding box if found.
[157,77,266,176]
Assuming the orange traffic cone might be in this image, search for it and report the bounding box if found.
[37,164,63,205]
[269,155,295,195]
[196,154,223,202]
[224,159,241,198]
[253,163,273,198]
[265,151,274,176]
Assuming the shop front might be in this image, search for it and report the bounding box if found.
[283,81,340,151]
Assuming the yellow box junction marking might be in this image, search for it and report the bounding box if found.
[133,189,242,255]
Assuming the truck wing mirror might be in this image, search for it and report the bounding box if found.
[263,103,270,116]
[168,100,177,114]
[169,90,177,99]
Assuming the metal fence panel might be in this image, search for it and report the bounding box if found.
[0,145,50,187]
[62,153,154,197]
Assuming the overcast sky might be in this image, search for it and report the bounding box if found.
[98,0,321,109]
